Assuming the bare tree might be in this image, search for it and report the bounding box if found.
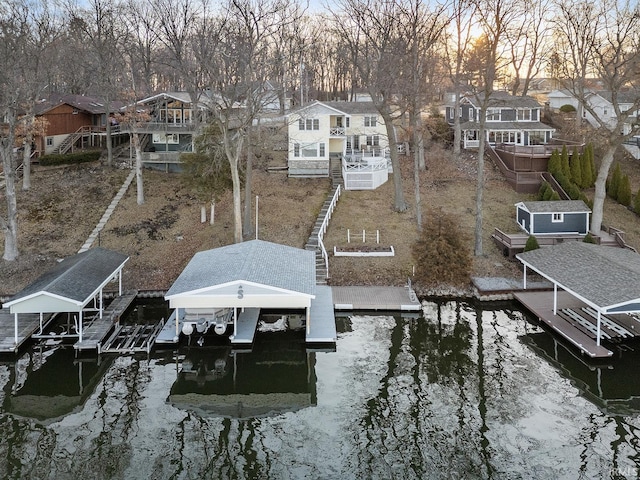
[70,0,129,167]
[468,0,517,256]
[555,0,640,234]
[332,0,419,212]
[505,0,550,96]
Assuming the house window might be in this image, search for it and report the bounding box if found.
[552,213,564,223]
[469,107,474,120]
[346,117,350,127]
[448,108,453,120]
[486,109,500,121]
[46,137,53,146]
[294,143,300,157]
[366,135,379,146]
[72,108,79,115]
[296,142,324,157]
[603,108,608,116]
[517,109,531,121]
[459,107,463,118]
[319,143,325,156]
[364,116,377,127]
[299,118,319,130]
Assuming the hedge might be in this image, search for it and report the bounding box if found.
[39,150,102,166]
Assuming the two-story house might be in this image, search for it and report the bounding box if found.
[34,94,126,156]
[446,91,555,149]
[287,101,390,188]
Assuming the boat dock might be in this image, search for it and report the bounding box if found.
[100,320,165,354]
[230,308,261,345]
[514,290,640,359]
[0,309,55,353]
[332,286,421,311]
[74,291,138,353]
[308,285,337,343]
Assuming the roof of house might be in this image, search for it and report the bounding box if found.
[463,91,543,109]
[165,240,315,298]
[288,100,379,118]
[459,120,555,131]
[517,242,640,313]
[593,90,640,106]
[517,200,591,214]
[3,247,129,308]
[35,94,125,116]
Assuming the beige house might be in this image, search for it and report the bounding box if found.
[287,101,390,189]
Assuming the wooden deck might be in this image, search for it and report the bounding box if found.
[332,286,421,311]
[0,309,55,353]
[100,320,165,354]
[514,290,640,359]
[74,291,138,352]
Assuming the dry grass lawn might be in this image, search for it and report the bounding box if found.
[2,141,640,298]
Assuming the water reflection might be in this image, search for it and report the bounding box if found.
[0,301,639,479]
[168,331,318,419]
[1,347,114,424]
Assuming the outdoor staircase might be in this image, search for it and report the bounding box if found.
[53,129,85,155]
[306,162,343,285]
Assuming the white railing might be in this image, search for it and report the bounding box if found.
[343,157,388,172]
[330,126,345,136]
[317,184,342,278]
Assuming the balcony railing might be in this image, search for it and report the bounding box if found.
[119,122,197,134]
[330,126,345,136]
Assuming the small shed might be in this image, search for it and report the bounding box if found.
[2,247,129,345]
[515,200,590,235]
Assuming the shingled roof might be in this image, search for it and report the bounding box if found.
[517,242,640,313]
[166,240,315,298]
[4,247,129,310]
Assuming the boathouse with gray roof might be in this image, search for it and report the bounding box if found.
[162,240,336,345]
[0,247,129,352]
[515,242,640,358]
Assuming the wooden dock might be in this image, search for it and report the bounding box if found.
[332,286,421,311]
[74,291,138,353]
[512,290,640,358]
[0,309,55,353]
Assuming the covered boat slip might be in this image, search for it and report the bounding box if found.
[1,248,130,354]
[516,242,640,358]
[162,240,337,348]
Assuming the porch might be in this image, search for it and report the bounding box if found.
[342,149,390,190]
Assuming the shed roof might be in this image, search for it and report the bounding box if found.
[517,200,591,214]
[517,242,640,313]
[165,240,315,298]
[3,247,129,311]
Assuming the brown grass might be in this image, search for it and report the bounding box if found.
[2,142,640,297]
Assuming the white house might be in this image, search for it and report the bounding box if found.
[446,91,555,149]
[287,101,391,188]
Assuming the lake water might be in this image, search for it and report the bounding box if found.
[1,300,640,479]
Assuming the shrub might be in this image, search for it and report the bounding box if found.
[524,235,540,252]
[547,149,561,176]
[538,181,550,200]
[566,183,581,200]
[583,232,596,244]
[412,210,472,288]
[559,104,576,113]
[39,150,102,166]
[618,174,632,206]
[570,147,582,186]
[560,145,571,178]
[550,190,561,200]
[608,163,622,200]
[580,147,593,188]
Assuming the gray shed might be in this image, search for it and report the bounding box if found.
[515,200,591,235]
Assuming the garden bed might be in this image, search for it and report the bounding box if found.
[333,245,395,257]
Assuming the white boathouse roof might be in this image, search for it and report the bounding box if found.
[165,240,316,310]
[3,247,129,314]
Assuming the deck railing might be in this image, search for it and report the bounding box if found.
[317,184,342,278]
[330,126,345,136]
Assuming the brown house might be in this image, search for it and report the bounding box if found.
[34,94,125,156]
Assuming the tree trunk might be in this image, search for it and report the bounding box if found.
[201,205,206,223]
[414,140,423,231]
[1,136,19,261]
[22,114,34,191]
[453,93,461,159]
[474,115,486,256]
[242,127,253,238]
[133,133,144,205]
[231,155,243,243]
[381,109,406,212]
[590,145,616,235]
[105,99,113,167]
[210,201,215,225]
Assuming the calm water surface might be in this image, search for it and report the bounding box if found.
[1,300,640,479]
